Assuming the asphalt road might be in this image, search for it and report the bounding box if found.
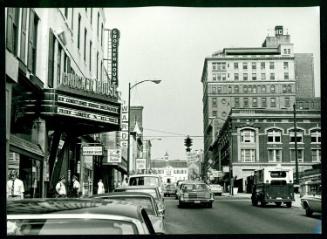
[164,196,322,234]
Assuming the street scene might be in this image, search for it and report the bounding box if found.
[5,6,322,236]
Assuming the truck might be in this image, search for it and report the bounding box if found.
[251,166,294,207]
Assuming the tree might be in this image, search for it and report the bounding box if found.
[184,135,193,152]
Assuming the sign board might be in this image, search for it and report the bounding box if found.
[212,170,223,178]
[136,158,146,170]
[83,146,103,156]
[111,28,120,85]
[84,156,93,170]
[108,149,122,163]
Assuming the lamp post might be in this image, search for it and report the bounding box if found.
[293,103,299,186]
[127,80,161,176]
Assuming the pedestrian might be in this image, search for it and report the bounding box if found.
[7,170,25,200]
[71,175,81,198]
[97,179,105,194]
[55,176,67,198]
[122,176,128,187]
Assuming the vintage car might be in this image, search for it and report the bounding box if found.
[7,198,157,235]
[90,191,165,233]
[209,184,223,196]
[114,186,165,215]
[164,184,177,197]
[128,174,164,197]
[178,182,214,208]
[300,182,321,217]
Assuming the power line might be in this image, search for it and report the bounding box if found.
[143,128,188,136]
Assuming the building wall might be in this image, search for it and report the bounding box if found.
[294,53,315,98]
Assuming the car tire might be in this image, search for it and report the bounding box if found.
[305,207,313,216]
[286,202,292,208]
[275,202,282,207]
[207,202,213,208]
[252,198,258,206]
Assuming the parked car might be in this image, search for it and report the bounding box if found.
[7,198,157,235]
[115,186,166,215]
[128,174,164,197]
[90,192,165,233]
[209,184,223,196]
[178,181,214,208]
[175,180,187,199]
[300,182,321,217]
[164,184,176,197]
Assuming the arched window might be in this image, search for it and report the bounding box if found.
[289,129,304,143]
[240,129,255,143]
[267,129,282,143]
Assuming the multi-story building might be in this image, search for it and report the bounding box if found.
[5,8,121,197]
[201,25,316,174]
[211,107,320,192]
[151,153,188,184]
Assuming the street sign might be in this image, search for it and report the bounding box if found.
[108,149,122,163]
[82,146,103,156]
[136,158,146,170]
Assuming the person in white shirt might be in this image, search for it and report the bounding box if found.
[71,175,81,197]
[97,179,105,194]
[55,176,67,198]
[7,170,25,200]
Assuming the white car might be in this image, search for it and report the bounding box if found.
[209,184,223,196]
[301,184,321,217]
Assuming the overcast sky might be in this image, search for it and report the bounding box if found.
[105,7,320,160]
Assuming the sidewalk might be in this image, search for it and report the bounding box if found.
[219,192,302,208]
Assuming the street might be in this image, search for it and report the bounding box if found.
[164,196,322,234]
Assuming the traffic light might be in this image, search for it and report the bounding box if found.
[184,135,193,152]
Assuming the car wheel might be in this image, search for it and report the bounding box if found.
[286,202,292,208]
[275,202,282,207]
[305,207,313,216]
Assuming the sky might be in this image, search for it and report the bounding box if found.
[104,7,320,160]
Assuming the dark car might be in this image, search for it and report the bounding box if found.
[7,198,156,235]
[164,184,177,197]
[115,186,165,215]
[178,181,214,208]
[91,192,165,233]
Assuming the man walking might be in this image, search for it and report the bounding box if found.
[7,170,25,200]
[55,176,67,198]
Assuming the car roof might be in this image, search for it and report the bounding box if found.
[181,181,206,185]
[90,191,156,199]
[7,198,144,220]
[116,185,159,190]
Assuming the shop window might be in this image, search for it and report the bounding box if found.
[267,129,282,143]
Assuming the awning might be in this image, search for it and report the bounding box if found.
[9,135,44,160]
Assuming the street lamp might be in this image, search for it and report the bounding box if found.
[127,80,161,176]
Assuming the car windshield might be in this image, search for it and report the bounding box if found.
[129,177,159,186]
[182,184,207,191]
[104,197,155,215]
[7,218,138,235]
